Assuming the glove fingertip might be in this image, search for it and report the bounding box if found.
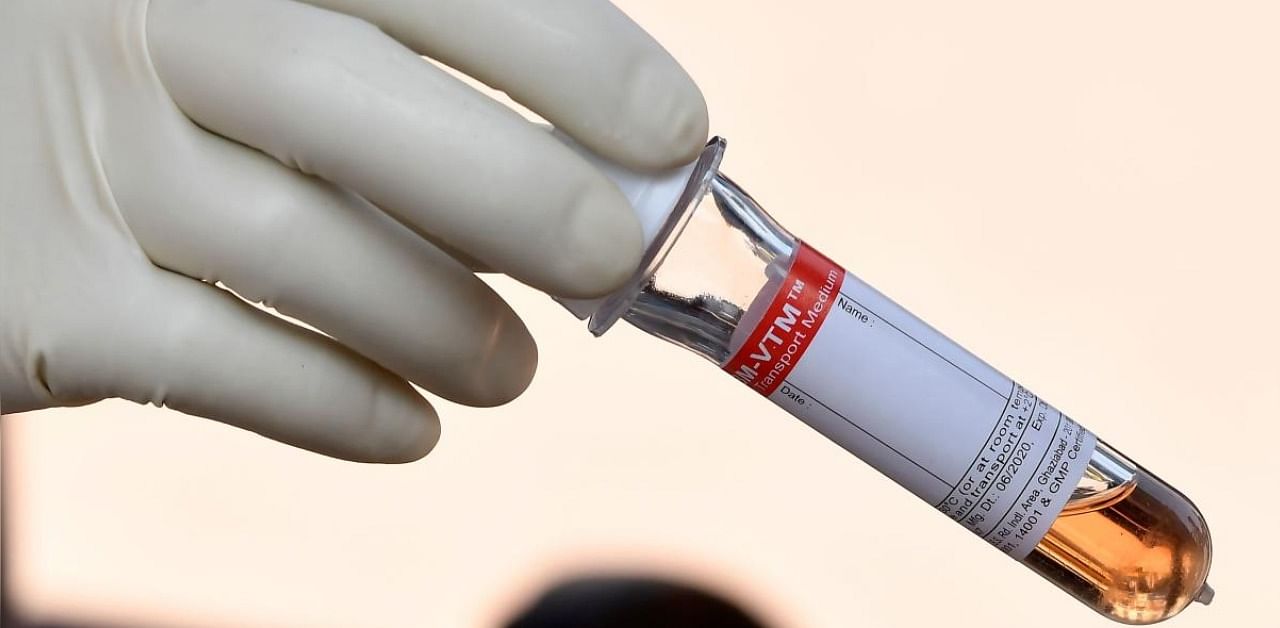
[617,54,710,170]
[361,378,441,463]
[545,178,645,300]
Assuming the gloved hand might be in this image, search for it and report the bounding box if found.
[0,0,707,462]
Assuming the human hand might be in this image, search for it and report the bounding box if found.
[0,0,707,461]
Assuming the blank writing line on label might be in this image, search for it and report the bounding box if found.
[782,380,956,489]
[837,291,1007,399]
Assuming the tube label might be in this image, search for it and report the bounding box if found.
[723,243,1097,559]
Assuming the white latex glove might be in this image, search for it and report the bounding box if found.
[0,0,707,462]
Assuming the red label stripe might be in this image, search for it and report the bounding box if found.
[723,243,845,397]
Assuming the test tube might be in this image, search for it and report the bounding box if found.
[559,137,1214,623]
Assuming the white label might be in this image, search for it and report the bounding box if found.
[723,243,1096,559]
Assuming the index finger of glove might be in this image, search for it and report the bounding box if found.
[302,0,710,171]
[146,0,641,299]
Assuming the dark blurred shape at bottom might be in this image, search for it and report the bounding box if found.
[504,575,769,628]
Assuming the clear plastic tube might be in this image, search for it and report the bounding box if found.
[575,138,1213,623]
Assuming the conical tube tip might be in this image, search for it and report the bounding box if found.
[1195,583,1215,605]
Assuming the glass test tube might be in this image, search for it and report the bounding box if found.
[565,138,1213,624]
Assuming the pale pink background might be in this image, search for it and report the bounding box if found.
[5,1,1279,626]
